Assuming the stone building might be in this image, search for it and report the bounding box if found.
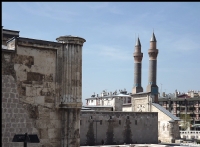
[158,92,200,134]
[2,27,86,147]
[84,33,181,143]
[80,111,158,146]
[84,90,180,143]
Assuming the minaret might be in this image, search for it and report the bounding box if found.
[146,32,159,103]
[132,37,143,94]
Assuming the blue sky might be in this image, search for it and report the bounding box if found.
[2,2,200,104]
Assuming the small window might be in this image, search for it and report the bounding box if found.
[127,116,129,119]
[119,120,121,125]
[100,120,102,125]
[128,97,131,103]
[135,120,137,125]
[110,116,112,119]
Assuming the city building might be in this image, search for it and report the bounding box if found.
[158,90,200,139]
[158,90,200,129]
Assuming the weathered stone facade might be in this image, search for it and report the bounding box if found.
[80,111,158,146]
[2,75,38,147]
[2,28,86,147]
[84,91,181,143]
[152,104,180,143]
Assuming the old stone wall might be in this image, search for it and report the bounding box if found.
[83,106,113,111]
[2,75,38,147]
[131,93,180,143]
[80,111,158,146]
[2,50,16,78]
[132,95,151,112]
[152,105,180,143]
[122,105,133,111]
[2,44,63,147]
[173,121,180,139]
[113,97,123,111]
[2,33,85,147]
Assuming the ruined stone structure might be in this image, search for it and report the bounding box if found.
[146,33,159,103]
[2,27,86,147]
[132,37,143,94]
[80,111,158,145]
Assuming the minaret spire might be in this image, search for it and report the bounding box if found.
[150,32,157,42]
[135,36,141,46]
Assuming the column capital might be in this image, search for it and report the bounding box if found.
[56,35,86,46]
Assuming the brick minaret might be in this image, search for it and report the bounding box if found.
[146,32,159,103]
[132,37,143,94]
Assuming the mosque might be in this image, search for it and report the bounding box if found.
[83,32,181,145]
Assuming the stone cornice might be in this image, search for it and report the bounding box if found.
[56,36,86,46]
[17,37,62,50]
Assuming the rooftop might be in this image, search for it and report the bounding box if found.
[152,103,180,121]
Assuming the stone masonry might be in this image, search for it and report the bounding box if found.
[2,75,38,147]
[132,37,143,94]
[2,28,86,147]
[146,32,159,103]
[80,111,158,145]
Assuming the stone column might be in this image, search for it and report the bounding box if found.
[146,33,159,103]
[56,35,86,147]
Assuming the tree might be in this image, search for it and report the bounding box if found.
[180,114,191,131]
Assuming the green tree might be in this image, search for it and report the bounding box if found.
[180,114,191,131]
